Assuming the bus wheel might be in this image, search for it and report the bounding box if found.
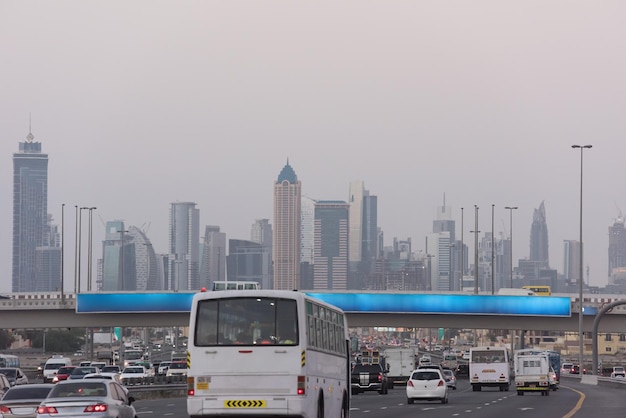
[341,393,349,418]
[317,393,324,418]
[472,385,480,392]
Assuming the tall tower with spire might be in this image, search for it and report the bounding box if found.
[273,160,301,290]
[529,201,550,268]
[12,125,51,292]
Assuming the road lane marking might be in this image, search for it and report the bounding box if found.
[560,384,585,418]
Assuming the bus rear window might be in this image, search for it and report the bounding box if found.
[195,297,298,347]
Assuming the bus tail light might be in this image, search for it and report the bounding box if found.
[187,376,195,396]
[297,375,306,395]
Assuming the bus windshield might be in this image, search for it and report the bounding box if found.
[195,297,298,346]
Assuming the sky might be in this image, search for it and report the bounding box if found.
[2,1,626,293]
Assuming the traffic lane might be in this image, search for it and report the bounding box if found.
[350,378,583,418]
[560,378,626,418]
[134,397,187,417]
[130,378,624,418]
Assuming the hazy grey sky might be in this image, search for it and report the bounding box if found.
[2,1,625,293]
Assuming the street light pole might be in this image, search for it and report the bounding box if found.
[572,144,592,375]
[471,205,480,294]
[460,207,464,291]
[78,207,88,292]
[61,204,65,303]
[491,204,495,295]
[87,207,96,291]
[504,206,518,288]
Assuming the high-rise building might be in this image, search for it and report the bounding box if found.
[564,240,581,284]
[313,200,349,290]
[12,128,51,292]
[426,231,452,291]
[33,214,62,292]
[529,201,550,268]
[250,219,273,248]
[169,202,200,291]
[273,161,301,290]
[608,215,626,276]
[199,225,226,289]
[301,196,316,265]
[348,181,378,265]
[227,239,273,289]
[101,221,137,291]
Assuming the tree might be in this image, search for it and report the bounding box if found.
[0,329,15,349]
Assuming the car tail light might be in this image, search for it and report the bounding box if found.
[378,372,383,382]
[408,380,415,387]
[438,380,444,387]
[187,376,195,396]
[0,405,10,413]
[297,375,306,395]
[37,405,58,414]
[84,404,108,413]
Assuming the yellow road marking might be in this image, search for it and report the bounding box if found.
[560,384,585,418]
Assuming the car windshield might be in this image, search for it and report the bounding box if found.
[412,371,440,381]
[124,367,143,373]
[443,370,453,377]
[49,382,107,398]
[3,386,53,400]
[0,368,16,378]
[101,366,119,373]
[57,367,75,374]
[72,367,97,375]
[45,363,66,370]
[169,362,187,369]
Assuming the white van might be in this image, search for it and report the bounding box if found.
[43,355,72,383]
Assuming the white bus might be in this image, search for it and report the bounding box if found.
[469,346,511,392]
[187,289,351,418]
[211,281,261,291]
[0,354,20,368]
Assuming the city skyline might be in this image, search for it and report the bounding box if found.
[3,2,626,292]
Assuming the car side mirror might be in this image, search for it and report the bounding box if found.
[128,396,136,405]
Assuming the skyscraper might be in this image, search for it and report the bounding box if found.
[227,239,273,289]
[563,240,581,284]
[313,200,349,290]
[101,221,137,291]
[169,202,200,291]
[608,214,626,276]
[301,196,316,265]
[348,181,378,265]
[250,219,273,248]
[273,160,301,290]
[529,201,550,268]
[199,225,226,289]
[12,128,51,292]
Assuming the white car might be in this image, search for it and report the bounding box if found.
[406,368,448,404]
[610,366,626,379]
[120,365,148,384]
[157,361,171,375]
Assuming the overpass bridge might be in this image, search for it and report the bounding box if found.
[1,291,625,332]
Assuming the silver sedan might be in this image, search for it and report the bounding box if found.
[36,379,137,418]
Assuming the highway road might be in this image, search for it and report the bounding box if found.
[131,376,625,418]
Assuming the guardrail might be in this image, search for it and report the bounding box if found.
[122,375,187,386]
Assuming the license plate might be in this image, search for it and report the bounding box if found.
[224,400,266,408]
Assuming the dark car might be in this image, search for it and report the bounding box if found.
[68,366,99,379]
[455,363,469,377]
[351,363,389,395]
[570,365,586,375]
[52,366,76,383]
